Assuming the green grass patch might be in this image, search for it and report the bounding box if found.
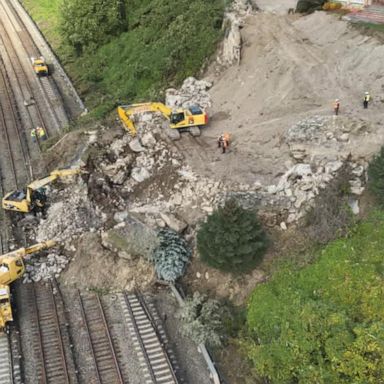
[243,211,384,383]
[20,0,62,47]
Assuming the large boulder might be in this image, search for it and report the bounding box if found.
[101,217,159,260]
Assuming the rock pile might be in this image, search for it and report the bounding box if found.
[35,179,103,246]
[23,249,69,283]
[165,77,212,109]
[217,0,254,67]
[129,165,225,228]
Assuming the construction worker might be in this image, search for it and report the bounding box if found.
[30,128,37,143]
[36,127,47,141]
[334,99,340,116]
[217,133,230,154]
[363,91,370,109]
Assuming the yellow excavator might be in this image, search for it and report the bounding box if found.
[117,102,208,140]
[2,168,80,213]
[0,240,56,331]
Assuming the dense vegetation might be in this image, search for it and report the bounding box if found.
[197,199,267,273]
[22,0,226,115]
[243,212,384,383]
[368,146,384,205]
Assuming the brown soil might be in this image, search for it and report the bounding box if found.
[60,232,155,291]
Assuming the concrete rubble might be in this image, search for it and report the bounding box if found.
[23,249,69,283]
[25,178,104,283]
[165,76,212,109]
[35,179,103,245]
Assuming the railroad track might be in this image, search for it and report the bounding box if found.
[0,333,13,384]
[121,292,179,384]
[22,282,75,384]
[0,6,45,151]
[0,56,30,191]
[0,0,67,135]
[78,292,124,384]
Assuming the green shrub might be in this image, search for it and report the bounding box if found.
[368,146,384,205]
[243,212,384,383]
[197,199,267,273]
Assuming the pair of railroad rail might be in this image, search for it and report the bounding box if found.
[121,292,179,384]
[17,283,180,384]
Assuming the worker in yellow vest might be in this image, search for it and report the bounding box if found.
[334,99,340,116]
[31,127,47,143]
[363,91,370,109]
[36,127,47,141]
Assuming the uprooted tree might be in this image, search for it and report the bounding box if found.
[197,199,267,273]
[150,228,192,282]
[177,292,227,347]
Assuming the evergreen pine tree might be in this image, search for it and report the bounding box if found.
[197,199,267,273]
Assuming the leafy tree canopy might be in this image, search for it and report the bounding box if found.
[60,0,126,54]
[244,212,384,384]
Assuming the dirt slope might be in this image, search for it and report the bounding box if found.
[184,11,384,185]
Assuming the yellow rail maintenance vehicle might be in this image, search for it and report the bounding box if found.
[2,168,80,214]
[117,102,208,140]
[31,56,49,76]
[0,240,56,331]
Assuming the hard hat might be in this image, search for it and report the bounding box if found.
[365,91,369,94]
[335,99,340,102]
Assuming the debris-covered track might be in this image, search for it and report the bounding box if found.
[121,292,179,384]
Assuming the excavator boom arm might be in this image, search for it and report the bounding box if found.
[27,168,80,191]
[24,240,57,255]
[118,102,172,136]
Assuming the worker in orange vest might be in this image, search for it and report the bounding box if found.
[334,99,340,116]
[217,133,230,154]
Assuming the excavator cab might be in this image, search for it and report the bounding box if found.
[2,188,30,212]
[170,112,185,125]
[0,257,24,286]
